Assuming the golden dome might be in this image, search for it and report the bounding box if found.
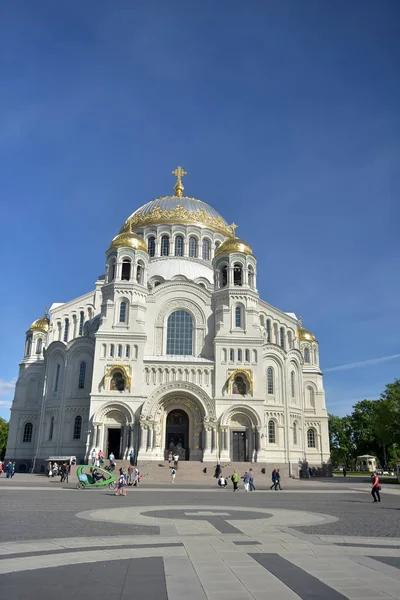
[110,231,148,253]
[297,327,316,342]
[215,237,253,257]
[30,316,50,333]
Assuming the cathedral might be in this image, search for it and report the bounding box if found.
[6,168,330,474]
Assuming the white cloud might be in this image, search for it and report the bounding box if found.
[0,378,16,397]
[324,354,400,373]
[0,400,12,409]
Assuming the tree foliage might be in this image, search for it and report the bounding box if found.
[0,418,9,460]
[329,379,400,468]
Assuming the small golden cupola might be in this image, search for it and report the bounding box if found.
[29,311,50,333]
[215,235,253,257]
[109,231,148,253]
[297,317,317,342]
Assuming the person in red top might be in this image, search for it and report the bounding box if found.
[371,472,381,503]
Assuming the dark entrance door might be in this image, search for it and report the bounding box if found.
[107,428,121,459]
[232,431,246,462]
[166,410,189,460]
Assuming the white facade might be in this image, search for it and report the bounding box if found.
[6,175,330,473]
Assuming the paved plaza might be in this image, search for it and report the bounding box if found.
[0,476,400,600]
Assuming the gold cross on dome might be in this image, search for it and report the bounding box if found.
[172,166,187,197]
[231,223,238,237]
[44,305,49,317]
[298,315,303,329]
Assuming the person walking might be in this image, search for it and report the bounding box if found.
[109,452,115,469]
[215,463,222,479]
[231,470,239,491]
[171,467,176,482]
[168,452,173,466]
[115,472,127,496]
[129,449,135,466]
[249,468,256,491]
[371,472,381,503]
[0,461,3,476]
[173,453,179,470]
[270,469,277,490]
[98,450,104,466]
[127,465,133,486]
[275,469,282,490]
[91,449,97,466]
[343,466,347,477]
[243,471,250,492]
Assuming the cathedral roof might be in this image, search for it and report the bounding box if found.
[297,326,317,342]
[118,167,236,238]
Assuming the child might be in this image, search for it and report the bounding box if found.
[116,472,127,496]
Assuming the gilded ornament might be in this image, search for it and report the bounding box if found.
[226,369,253,394]
[29,309,50,333]
[172,166,187,198]
[297,316,317,342]
[120,200,236,238]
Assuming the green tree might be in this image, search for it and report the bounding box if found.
[0,417,9,460]
[328,414,354,467]
[374,379,400,463]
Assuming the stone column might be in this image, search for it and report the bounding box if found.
[128,425,133,451]
[228,266,234,286]
[148,427,153,451]
[95,425,100,448]
[202,424,214,462]
[139,424,147,456]
[220,427,230,461]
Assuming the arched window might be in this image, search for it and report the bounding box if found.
[49,416,54,441]
[237,349,242,362]
[121,259,131,281]
[248,266,254,288]
[25,336,32,356]
[235,306,242,328]
[36,338,43,354]
[202,238,210,260]
[304,347,310,363]
[54,364,61,392]
[253,349,257,363]
[222,348,227,362]
[293,422,298,445]
[79,311,85,336]
[267,367,274,394]
[233,263,242,286]
[161,235,170,256]
[174,235,184,256]
[78,361,86,389]
[245,349,250,362]
[307,428,316,448]
[291,371,295,398]
[23,422,33,443]
[221,265,228,287]
[308,386,315,408]
[166,310,193,355]
[287,330,293,349]
[189,236,197,258]
[125,345,130,358]
[136,263,144,284]
[109,260,116,281]
[119,301,127,323]
[110,371,125,391]
[117,344,122,358]
[134,345,138,359]
[148,236,156,257]
[229,348,234,362]
[279,327,285,348]
[232,375,246,395]
[63,318,69,343]
[110,344,114,357]
[73,415,82,440]
[215,241,221,249]
[266,320,271,343]
[268,420,276,443]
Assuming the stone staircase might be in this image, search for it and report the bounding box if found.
[69,460,294,486]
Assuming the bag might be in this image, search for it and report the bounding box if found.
[378,485,382,491]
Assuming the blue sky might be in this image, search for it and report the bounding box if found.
[0,1,399,420]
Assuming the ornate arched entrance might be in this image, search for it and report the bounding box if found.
[138,383,215,461]
[92,402,135,460]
